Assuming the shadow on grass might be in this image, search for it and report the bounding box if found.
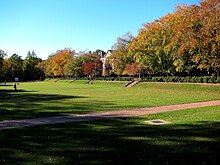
[0,89,115,120]
[0,119,219,165]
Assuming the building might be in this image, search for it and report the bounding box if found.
[100,50,115,76]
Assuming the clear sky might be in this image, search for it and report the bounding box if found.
[1,0,200,59]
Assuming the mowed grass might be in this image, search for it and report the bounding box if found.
[0,81,219,164]
[0,105,219,164]
[0,80,220,120]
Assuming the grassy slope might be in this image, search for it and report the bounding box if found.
[0,105,219,165]
[0,80,220,120]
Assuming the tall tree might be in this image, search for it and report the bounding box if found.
[9,54,23,79]
[129,13,176,75]
[110,32,134,76]
[0,49,6,60]
[170,0,220,76]
[170,4,204,75]
[0,49,7,79]
[22,51,43,81]
[1,58,11,81]
[31,50,36,57]
[68,55,85,77]
[198,0,220,76]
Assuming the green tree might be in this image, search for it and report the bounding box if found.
[1,58,11,82]
[9,54,23,80]
[68,56,84,77]
[22,51,43,81]
[0,49,7,80]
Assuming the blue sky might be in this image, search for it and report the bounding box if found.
[1,0,200,59]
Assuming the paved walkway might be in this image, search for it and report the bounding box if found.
[0,100,220,130]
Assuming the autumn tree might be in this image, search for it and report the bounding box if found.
[80,51,102,77]
[0,58,11,82]
[45,48,75,77]
[123,62,142,77]
[82,60,102,78]
[170,4,204,75]
[129,13,178,76]
[198,0,220,76]
[41,55,55,77]
[169,0,220,76]
[82,62,95,76]
[67,52,99,78]
[127,0,219,77]
[110,32,135,76]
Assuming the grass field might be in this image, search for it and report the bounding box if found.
[0,80,220,120]
[0,80,220,164]
[0,105,219,164]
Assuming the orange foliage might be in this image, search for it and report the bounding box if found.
[124,62,141,76]
[47,48,75,77]
[128,0,219,75]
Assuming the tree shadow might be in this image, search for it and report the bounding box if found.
[0,119,219,164]
[0,89,115,120]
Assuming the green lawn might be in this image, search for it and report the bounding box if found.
[0,80,220,164]
[0,105,219,165]
[0,80,220,120]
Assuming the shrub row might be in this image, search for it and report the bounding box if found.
[57,76,219,83]
[142,76,220,83]
[96,76,220,83]
[96,77,133,81]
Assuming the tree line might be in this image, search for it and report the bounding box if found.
[37,48,103,78]
[0,0,219,82]
[0,50,44,82]
[0,48,104,81]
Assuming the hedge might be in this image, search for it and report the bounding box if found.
[67,76,219,83]
[97,76,219,83]
[141,76,219,83]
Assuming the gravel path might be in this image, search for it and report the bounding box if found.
[0,100,220,130]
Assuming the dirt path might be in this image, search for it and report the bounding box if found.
[0,100,220,130]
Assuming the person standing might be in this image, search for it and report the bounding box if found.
[14,83,17,91]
